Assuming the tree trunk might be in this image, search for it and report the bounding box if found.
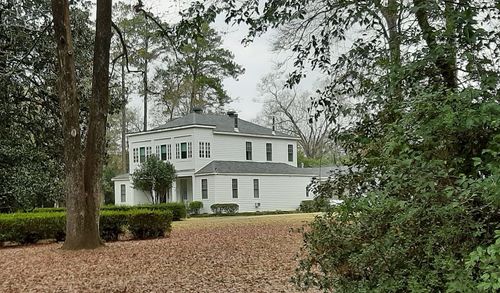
[143,37,149,131]
[121,59,127,173]
[51,0,112,250]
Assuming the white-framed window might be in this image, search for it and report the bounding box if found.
[139,147,146,163]
[246,142,252,160]
[266,143,272,161]
[155,145,160,158]
[120,184,126,203]
[160,145,167,161]
[288,144,294,162]
[177,142,192,159]
[232,179,238,199]
[146,146,152,158]
[167,144,172,160]
[253,179,259,198]
[133,148,139,163]
[201,179,208,199]
[199,142,205,158]
[199,142,211,158]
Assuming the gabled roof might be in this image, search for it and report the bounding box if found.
[111,173,130,181]
[195,160,342,177]
[150,112,294,138]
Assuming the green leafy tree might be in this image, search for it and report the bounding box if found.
[0,0,95,212]
[132,156,176,204]
[178,0,500,291]
[154,21,244,117]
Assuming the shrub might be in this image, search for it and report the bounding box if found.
[299,197,331,213]
[299,200,316,213]
[101,203,186,221]
[127,210,173,240]
[188,201,203,215]
[32,207,66,213]
[99,211,129,241]
[210,203,239,215]
[0,212,65,244]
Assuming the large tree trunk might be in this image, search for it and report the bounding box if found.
[51,0,112,250]
[143,37,149,131]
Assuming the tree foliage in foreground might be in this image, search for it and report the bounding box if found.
[132,156,176,204]
[178,0,500,291]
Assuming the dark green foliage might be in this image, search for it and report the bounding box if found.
[101,203,186,221]
[188,201,203,215]
[210,203,239,215]
[131,157,176,204]
[182,0,500,291]
[127,210,173,240]
[31,203,187,221]
[0,209,174,245]
[0,212,65,244]
[99,211,128,241]
[299,197,330,213]
[191,210,297,218]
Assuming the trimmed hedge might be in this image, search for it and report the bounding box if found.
[31,203,186,221]
[0,209,173,245]
[0,212,65,244]
[210,203,239,215]
[188,201,203,215]
[127,210,172,239]
[299,200,317,213]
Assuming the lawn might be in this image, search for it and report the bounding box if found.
[0,213,318,292]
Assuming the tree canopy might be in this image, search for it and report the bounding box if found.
[132,156,176,204]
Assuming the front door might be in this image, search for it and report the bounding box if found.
[181,179,188,202]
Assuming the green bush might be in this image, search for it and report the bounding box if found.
[188,201,203,215]
[210,203,239,215]
[0,212,65,244]
[32,207,66,213]
[99,211,129,241]
[127,210,173,239]
[31,203,187,221]
[101,203,186,221]
[299,200,316,212]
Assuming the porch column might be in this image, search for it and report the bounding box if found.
[171,180,177,202]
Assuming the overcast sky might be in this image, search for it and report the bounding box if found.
[115,0,321,122]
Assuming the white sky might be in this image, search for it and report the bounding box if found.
[109,0,322,123]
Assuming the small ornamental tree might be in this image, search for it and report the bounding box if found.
[132,156,176,204]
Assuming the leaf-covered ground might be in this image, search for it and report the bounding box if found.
[0,213,318,292]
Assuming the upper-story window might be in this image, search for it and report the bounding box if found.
[139,147,146,163]
[266,143,272,161]
[199,142,211,158]
[176,142,192,159]
[160,145,167,160]
[246,142,252,160]
[133,148,139,163]
[288,144,294,162]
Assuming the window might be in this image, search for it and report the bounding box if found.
[120,184,126,202]
[232,179,238,198]
[167,144,172,160]
[201,179,208,199]
[288,144,294,162]
[253,179,259,198]
[160,145,167,161]
[177,142,192,159]
[199,142,205,158]
[266,143,272,161]
[133,148,139,163]
[139,147,146,163]
[155,145,160,158]
[199,142,211,158]
[246,142,252,160]
[146,146,152,158]
[180,142,187,159]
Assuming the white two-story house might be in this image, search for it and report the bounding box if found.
[112,109,329,213]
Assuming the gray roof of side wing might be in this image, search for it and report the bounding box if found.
[150,112,294,138]
[111,173,130,181]
[195,160,344,177]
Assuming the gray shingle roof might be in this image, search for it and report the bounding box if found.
[151,112,294,138]
[195,160,342,177]
[111,173,130,181]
